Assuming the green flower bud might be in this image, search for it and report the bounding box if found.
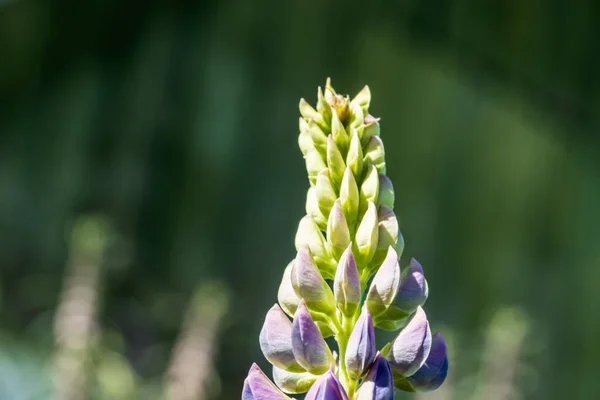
[316,86,332,125]
[278,261,299,317]
[298,123,312,157]
[359,164,379,217]
[305,147,327,185]
[350,85,371,116]
[327,136,346,191]
[370,205,400,269]
[350,102,365,131]
[299,98,327,131]
[315,170,337,220]
[304,120,329,159]
[327,200,351,261]
[340,167,359,234]
[361,114,380,147]
[295,216,335,278]
[291,246,335,314]
[366,246,401,317]
[352,201,379,268]
[364,136,386,174]
[377,174,395,209]
[347,132,364,181]
[331,108,350,155]
[305,187,328,231]
[333,245,361,317]
[273,366,318,394]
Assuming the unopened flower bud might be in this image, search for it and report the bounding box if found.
[387,306,432,377]
[350,102,365,130]
[350,85,371,116]
[291,300,332,375]
[242,363,292,400]
[305,119,328,158]
[304,367,349,400]
[333,246,361,317]
[360,164,379,216]
[394,258,428,314]
[327,135,346,191]
[260,304,303,372]
[327,200,351,261]
[366,246,400,316]
[361,114,380,146]
[353,201,379,267]
[405,332,448,392]
[331,109,350,155]
[278,261,299,317]
[364,136,386,174]
[347,133,364,181]
[316,86,332,125]
[295,216,335,278]
[273,366,318,394]
[346,305,376,379]
[377,174,394,209]
[316,170,337,219]
[340,167,359,232]
[306,187,328,231]
[299,98,327,131]
[356,353,394,400]
[305,147,327,185]
[370,205,399,268]
[291,246,335,314]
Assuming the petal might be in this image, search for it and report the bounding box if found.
[345,305,376,379]
[366,246,400,316]
[394,258,428,313]
[259,304,303,372]
[356,353,394,400]
[304,368,349,400]
[386,306,432,377]
[291,300,332,375]
[406,332,448,391]
[242,363,291,400]
[291,246,335,314]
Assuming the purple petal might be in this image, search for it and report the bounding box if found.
[242,363,290,400]
[259,304,302,372]
[345,305,376,379]
[386,306,432,377]
[304,368,349,400]
[394,258,428,313]
[291,246,335,314]
[357,353,394,400]
[291,300,331,375]
[406,332,448,391]
[334,246,361,317]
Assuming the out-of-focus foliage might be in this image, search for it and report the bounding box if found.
[1,0,599,399]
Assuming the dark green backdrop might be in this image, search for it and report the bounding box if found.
[1,0,600,399]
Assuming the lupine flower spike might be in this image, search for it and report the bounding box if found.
[243,79,448,399]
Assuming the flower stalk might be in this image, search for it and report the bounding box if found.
[243,80,448,399]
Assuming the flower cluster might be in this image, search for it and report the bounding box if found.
[243,80,448,399]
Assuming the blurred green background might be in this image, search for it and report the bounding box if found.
[1,0,600,399]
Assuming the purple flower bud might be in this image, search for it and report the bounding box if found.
[366,246,400,317]
[272,366,318,394]
[356,353,394,400]
[386,306,432,377]
[242,363,291,400]
[345,305,376,379]
[259,304,303,372]
[394,258,428,314]
[291,246,335,314]
[333,245,361,317]
[406,332,448,391]
[291,300,332,375]
[304,367,349,400]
